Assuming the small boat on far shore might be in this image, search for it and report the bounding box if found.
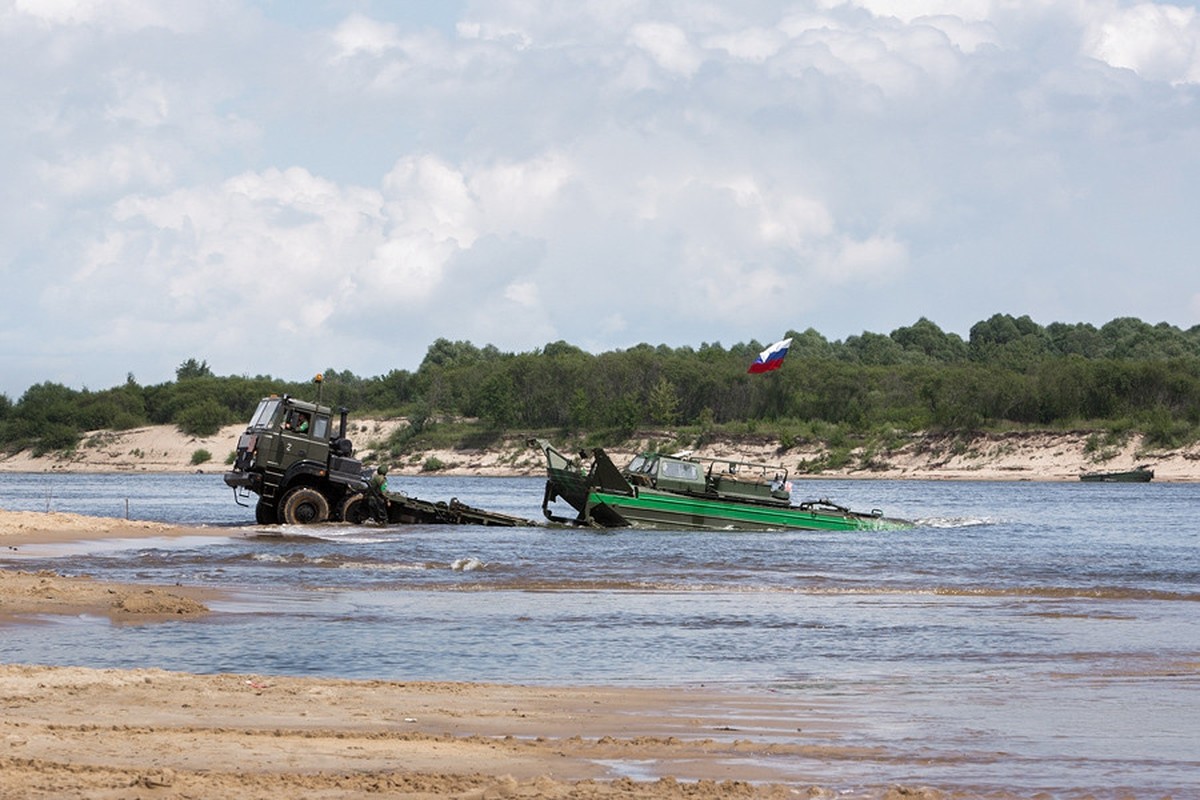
[1079,465,1154,483]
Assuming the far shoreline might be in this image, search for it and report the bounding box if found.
[3,423,1199,482]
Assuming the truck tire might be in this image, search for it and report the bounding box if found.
[339,493,369,524]
[280,487,330,525]
[255,499,278,525]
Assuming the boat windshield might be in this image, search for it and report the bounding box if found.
[660,459,702,481]
[626,455,656,474]
[248,398,281,430]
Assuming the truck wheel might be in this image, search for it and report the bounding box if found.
[255,499,278,525]
[339,493,369,524]
[280,487,330,525]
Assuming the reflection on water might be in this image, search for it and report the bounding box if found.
[2,473,1199,797]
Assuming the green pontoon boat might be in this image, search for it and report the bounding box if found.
[530,439,912,532]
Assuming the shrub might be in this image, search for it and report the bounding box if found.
[176,400,226,437]
[33,423,80,456]
[190,449,212,466]
[1141,409,1192,449]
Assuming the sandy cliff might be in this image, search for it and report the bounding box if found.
[2,422,1198,481]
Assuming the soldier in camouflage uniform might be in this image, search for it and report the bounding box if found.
[367,465,390,525]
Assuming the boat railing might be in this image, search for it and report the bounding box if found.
[691,456,791,503]
[698,456,789,486]
[656,450,789,483]
[626,451,793,502]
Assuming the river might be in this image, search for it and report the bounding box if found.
[1,472,1197,797]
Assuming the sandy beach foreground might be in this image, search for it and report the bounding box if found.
[0,510,965,800]
[0,661,892,800]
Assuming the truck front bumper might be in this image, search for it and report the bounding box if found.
[223,470,262,492]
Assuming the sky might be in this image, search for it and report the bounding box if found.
[3,0,1200,399]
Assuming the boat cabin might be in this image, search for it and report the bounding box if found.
[623,453,793,505]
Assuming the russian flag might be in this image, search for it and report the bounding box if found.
[748,337,793,374]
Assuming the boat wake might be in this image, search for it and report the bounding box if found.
[917,515,997,528]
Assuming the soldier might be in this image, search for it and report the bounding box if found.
[284,411,310,433]
[367,465,390,525]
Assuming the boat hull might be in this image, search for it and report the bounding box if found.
[1079,468,1153,483]
[586,487,909,531]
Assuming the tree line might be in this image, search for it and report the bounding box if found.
[3,314,1200,457]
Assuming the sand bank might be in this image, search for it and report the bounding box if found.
[0,510,221,621]
[0,568,211,621]
[0,508,193,546]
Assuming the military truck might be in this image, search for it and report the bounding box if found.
[223,385,367,525]
[223,378,536,527]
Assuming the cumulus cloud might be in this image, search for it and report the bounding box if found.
[817,234,910,283]
[629,22,704,77]
[37,143,175,196]
[381,156,478,250]
[849,0,993,24]
[10,0,208,32]
[2,0,1200,396]
[704,26,787,63]
[54,168,383,328]
[1084,3,1200,84]
[330,12,401,59]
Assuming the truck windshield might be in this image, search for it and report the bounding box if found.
[248,398,280,429]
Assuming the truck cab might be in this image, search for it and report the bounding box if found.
[224,394,366,524]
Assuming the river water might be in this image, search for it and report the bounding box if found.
[1,472,1197,797]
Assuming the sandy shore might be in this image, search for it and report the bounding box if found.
[3,421,1199,480]
[0,510,964,800]
[0,510,220,621]
[0,662,947,800]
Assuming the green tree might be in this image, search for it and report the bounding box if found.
[969,313,1050,368]
[1046,322,1104,358]
[176,358,213,381]
[1100,318,1190,359]
[474,372,518,428]
[542,340,586,359]
[891,318,968,362]
[420,338,484,370]
[844,331,906,365]
[784,328,836,360]
[568,388,594,429]
[647,377,679,425]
